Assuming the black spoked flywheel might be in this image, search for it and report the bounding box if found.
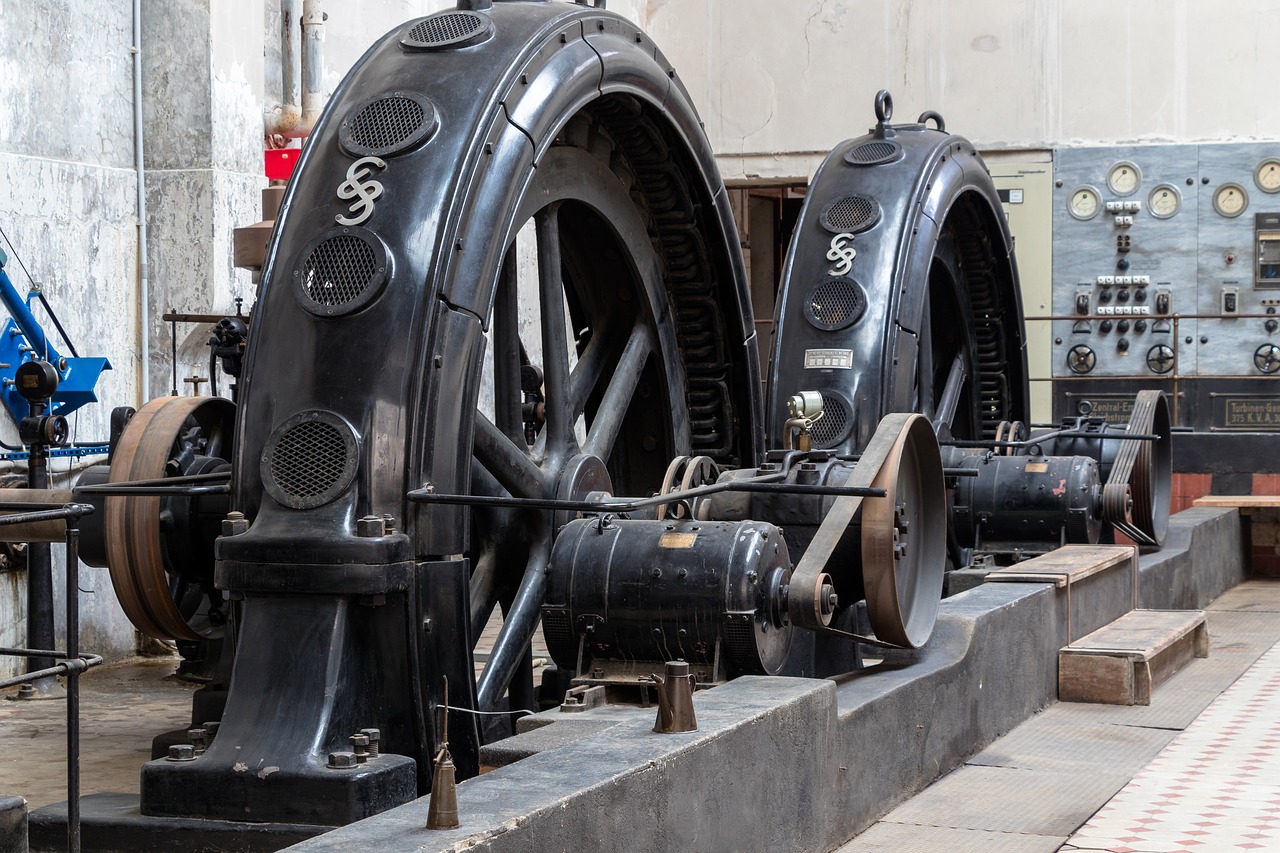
[768,90,1029,452]
[229,1,764,766]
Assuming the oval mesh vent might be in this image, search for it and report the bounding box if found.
[809,393,852,449]
[339,93,438,157]
[819,195,881,234]
[294,227,389,317]
[402,11,491,49]
[261,412,358,510]
[803,277,866,331]
[540,609,576,667]
[844,139,902,167]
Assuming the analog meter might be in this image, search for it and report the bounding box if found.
[1256,158,1280,193]
[1068,185,1101,220]
[1107,161,1141,196]
[1213,182,1249,218]
[1148,183,1181,219]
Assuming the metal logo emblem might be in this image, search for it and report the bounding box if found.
[825,232,857,277]
[335,156,387,226]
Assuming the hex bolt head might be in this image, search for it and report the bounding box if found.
[221,511,249,536]
[327,751,359,769]
[167,744,197,762]
[359,728,381,757]
[349,733,370,762]
[355,515,386,537]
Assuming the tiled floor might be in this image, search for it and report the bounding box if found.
[837,579,1280,853]
[1063,642,1280,852]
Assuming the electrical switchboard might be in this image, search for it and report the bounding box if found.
[1052,143,1280,434]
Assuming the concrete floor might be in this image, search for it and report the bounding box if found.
[0,608,553,813]
[0,656,195,809]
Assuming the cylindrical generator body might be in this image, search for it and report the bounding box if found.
[1033,417,1124,481]
[951,453,1102,547]
[542,518,793,680]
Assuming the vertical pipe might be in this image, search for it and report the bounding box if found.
[285,0,326,138]
[65,527,80,853]
[132,0,150,403]
[25,425,54,683]
[282,0,302,112]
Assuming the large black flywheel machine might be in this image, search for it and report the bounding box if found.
[15,3,1170,840]
[767,91,1172,570]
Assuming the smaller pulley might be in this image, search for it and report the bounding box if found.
[98,395,236,642]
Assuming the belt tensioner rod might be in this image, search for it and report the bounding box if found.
[408,479,888,514]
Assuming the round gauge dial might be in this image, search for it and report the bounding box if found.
[1107,161,1142,196]
[1256,158,1280,193]
[1148,183,1181,219]
[1068,185,1101,220]
[1213,182,1249,218]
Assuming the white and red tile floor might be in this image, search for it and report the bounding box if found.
[1064,642,1280,852]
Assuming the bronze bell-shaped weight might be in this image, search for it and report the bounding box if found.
[652,660,698,733]
[426,745,459,830]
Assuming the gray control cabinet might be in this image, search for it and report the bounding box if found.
[1052,142,1280,433]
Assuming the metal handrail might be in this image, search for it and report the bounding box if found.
[0,502,98,853]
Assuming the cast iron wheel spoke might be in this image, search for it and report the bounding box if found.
[475,534,551,711]
[933,353,968,433]
[536,204,575,463]
[583,320,654,461]
[568,314,622,423]
[474,412,548,499]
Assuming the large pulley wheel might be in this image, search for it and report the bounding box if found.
[1102,390,1171,546]
[105,395,235,642]
[861,413,946,648]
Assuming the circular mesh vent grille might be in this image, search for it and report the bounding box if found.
[402,11,490,49]
[809,393,852,449]
[295,227,389,317]
[340,95,436,157]
[819,195,881,234]
[262,412,358,510]
[844,139,902,167]
[304,236,376,305]
[803,277,866,331]
[349,98,423,150]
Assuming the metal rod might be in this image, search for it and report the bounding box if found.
[942,432,1162,449]
[0,505,95,525]
[0,646,80,659]
[26,425,54,682]
[70,484,229,497]
[66,526,81,853]
[133,0,150,402]
[1028,312,1280,321]
[0,655,101,689]
[409,478,887,514]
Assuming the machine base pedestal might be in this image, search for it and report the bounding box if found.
[29,793,328,853]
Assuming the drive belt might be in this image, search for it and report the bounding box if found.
[1101,389,1162,546]
[787,412,915,637]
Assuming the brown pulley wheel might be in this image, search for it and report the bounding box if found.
[861,413,947,649]
[105,395,235,641]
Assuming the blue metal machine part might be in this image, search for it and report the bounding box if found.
[0,246,111,431]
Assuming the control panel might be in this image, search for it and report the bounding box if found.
[1051,143,1280,430]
